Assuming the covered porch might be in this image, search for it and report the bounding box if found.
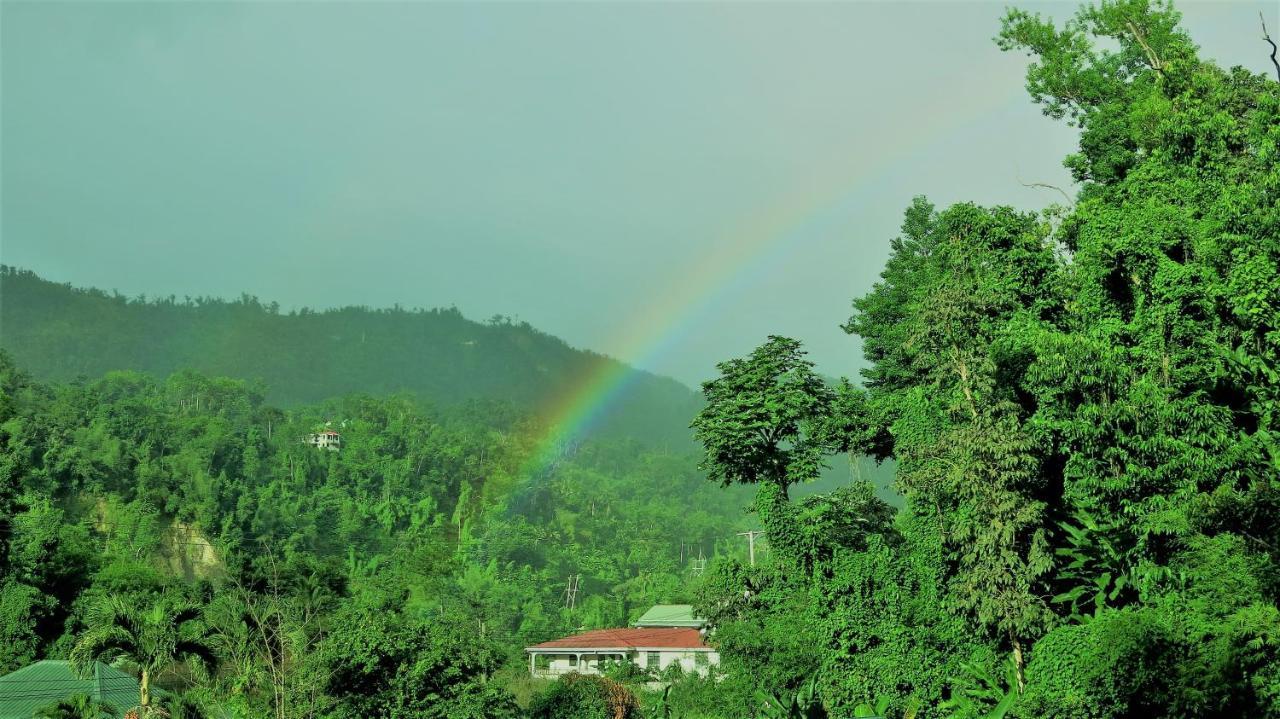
[527,650,631,678]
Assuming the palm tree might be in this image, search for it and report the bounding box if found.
[34,694,117,719]
[70,595,218,717]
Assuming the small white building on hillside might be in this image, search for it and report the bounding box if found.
[526,604,718,678]
[306,430,342,451]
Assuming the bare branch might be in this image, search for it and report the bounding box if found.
[1263,12,1280,82]
[1243,530,1278,553]
[1125,19,1164,72]
[1015,171,1074,206]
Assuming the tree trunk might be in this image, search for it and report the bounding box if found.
[1011,639,1027,694]
[753,476,796,562]
[140,668,151,714]
[952,349,978,420]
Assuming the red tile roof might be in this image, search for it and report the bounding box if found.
[527,627,710,651]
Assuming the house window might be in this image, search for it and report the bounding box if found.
[647,651,660,668]
[569,655,578,667]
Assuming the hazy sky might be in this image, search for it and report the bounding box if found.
[3,1,1276,387]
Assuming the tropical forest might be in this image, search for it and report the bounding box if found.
[1,1,1278,718]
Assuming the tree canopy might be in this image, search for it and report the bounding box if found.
[691,1,1280,716]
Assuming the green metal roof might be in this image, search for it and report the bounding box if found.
[0,661,138,719]
[633,604,705,628]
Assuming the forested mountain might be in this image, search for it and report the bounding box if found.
[0,267,700,447]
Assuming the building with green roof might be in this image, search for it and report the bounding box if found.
[0,661,139,719]
[632,604,706,628]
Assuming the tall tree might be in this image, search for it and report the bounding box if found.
[846,202,1060,690]
[691,336,835,559]
[999,0,1280,576]
[70,595,217,716]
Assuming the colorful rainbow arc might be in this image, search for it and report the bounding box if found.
[514,169,866,480]
[516,91,1019,479]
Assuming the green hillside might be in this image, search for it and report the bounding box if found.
[0,267,700,447]
[0,355,753,717]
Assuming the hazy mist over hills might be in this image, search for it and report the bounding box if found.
[0,267,702,447]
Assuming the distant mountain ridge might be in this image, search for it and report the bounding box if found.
[0,266,701,446]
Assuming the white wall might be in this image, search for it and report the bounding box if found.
[535,652,626,675]
[651,649,719,677]
[530,649,719,678]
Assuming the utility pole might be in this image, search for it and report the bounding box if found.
[563,574,580,610]
[691,551,706,577]
[736,531,764,567]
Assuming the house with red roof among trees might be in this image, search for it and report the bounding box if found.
[525,605,719,678]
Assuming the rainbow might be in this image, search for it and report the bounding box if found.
[516,167,876,480]
[517,85,1025,479]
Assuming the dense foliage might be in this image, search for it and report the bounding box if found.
[0,352,749,717]
[3,1,1277,718]
[690,1,1280,717]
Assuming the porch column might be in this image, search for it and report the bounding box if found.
[529,652,535,676]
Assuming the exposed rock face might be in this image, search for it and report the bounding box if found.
[161,521,223,581]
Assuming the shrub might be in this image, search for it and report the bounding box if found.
[1016,609,1185,719]
[530,673,641,719]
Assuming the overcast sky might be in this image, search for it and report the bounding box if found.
[3,1,1276,387]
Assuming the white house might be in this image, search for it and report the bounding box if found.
[306,430,342,451]
[526,626,719,678]
[527,605,718,679]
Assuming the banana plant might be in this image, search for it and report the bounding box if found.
[1052,510,1142,619]
[755,676,826,719]
[851,696,890,718]
[647,685,676,719]
[939,657,1019,719]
